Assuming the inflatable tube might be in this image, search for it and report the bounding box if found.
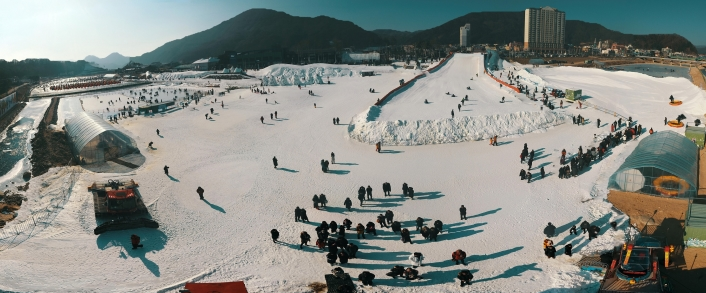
[653,175,689,197]
[667,120,684,128]
[669,100,682,106]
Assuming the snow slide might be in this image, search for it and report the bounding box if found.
[348,106,568,145]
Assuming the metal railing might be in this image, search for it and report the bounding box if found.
[0,166,81,251]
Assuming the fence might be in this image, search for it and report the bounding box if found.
[0,166,81,251]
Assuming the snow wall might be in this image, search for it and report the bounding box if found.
[516,68,548,88]
[348,106,569,145]
[259,64,392,86]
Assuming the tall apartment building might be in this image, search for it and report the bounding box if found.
[459,23,470,47]
[524,7,565,52]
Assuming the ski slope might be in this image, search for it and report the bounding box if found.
[1,57,704,292]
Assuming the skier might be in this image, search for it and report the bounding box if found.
[272,156,278,169]
[358,271,375,286]
[331,152,335,164]
[344,197,353,211]
[196,186,205,200]
[356,223,366,239]
[300,231,311,249]
[270,229,280,243]
[312,194,320,209]
[295,207,301,222]
[130,234,143,250]
[409,252,424,267]
[402,183,409,196]
[460,205,467,220]
[415,217,424,231]
[366,185,373,200]
[163,165,169,175]
[544,222,556,237]
[452,249,467,265]
[457,269,474,287]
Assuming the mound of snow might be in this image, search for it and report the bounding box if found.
[517,68,549,88]
[154,71,211,80]
[257,64,394,86]
[348,106,568,145]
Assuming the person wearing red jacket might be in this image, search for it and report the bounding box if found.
[452,249,467,265]
[131,234,143,250]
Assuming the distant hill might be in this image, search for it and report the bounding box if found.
[372,29,415,45]
[385,11,697,54]
[131,9,384,64]
[697,46,706,54]
[84,53,130,70]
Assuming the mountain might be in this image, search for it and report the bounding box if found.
[393,11,696,54]
[372,29,415,45]
[696,46,706,54]
[84,53,130,69]
[131,9,384,64]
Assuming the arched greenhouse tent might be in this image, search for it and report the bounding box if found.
[65,112,139,165]
[609,130,697,198]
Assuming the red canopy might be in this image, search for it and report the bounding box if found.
[183,281,248,293]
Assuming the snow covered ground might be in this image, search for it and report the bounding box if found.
[1,54,704,292]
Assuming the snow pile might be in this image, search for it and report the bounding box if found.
[686,238,706,248]
[154,71,212,80]
[517,68,549,88]
[257,64,393,86]
[349,106,568,145]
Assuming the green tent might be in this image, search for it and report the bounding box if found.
[566,89,582,101]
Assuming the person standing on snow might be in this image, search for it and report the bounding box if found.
[408,187,415,199]
[457,270,473,287]
[527,171,532,183]
[356,223,365,239]
[460,205,467,220]
[312,194,320,209]
[260,116,264,123]
[272,156,278,169]
[540,166,545,178]
[358,271,375,286]
[366,185,373,200]
[344,197,353,211]
[385,210,394,225]
[377,214,388,228]
[457,104,461,112]
[451,109,455,118]
[402,183,409,197]
[130,234,143,250]
[544,245,556,259]
[274,111,278,119]
[580,220,590,234]
[564,244,573,257]
[294,206,301,222]
[409,252,424,267]
[401,228,412,243]
[196,186,205,200]
[452,249,467,265]
[319,194,328,208]
[520,169,526,180]
[415,217,424,231]
[300,231,311,249]
[270,229,280,243]
[331,152,335,164]
[163,165,169,175]
[156,129,160,136]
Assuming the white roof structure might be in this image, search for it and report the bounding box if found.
[192,57,219,64]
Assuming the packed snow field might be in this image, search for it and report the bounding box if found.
[1,53,705,292]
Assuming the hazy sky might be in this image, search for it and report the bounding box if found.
[2,0,704,61]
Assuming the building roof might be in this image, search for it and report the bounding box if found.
[103,74,119,78]
[192,57,219,64]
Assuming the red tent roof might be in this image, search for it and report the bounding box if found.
[183,281,248,293]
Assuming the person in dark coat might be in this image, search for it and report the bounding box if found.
[386,265,405,278]
[433,220,443,233]
[272,156,278,168]
[385,210,394,225]
[344,198,353,211]
[415,217,424,231]
[420,226,430,240]
[569,225,577,235]
[163,165,169,175]
[520,169,526,180]
[300,209,309,223]
[457,269,473,287]
[130,234,143,249]
[580,220,590,234]
[527,171,532,183]
[452,249,467,265]
[544,222,556,237]
[326,252,337,266]
[356,223,365,239]
[366,185,373,200]
[429,227,439,241]
[343,218,352,230]
[319,194,328,208]
[300,231,311,249]
[358,271,375,286]
[540,166,545,178]
[327,239,338,254]
[365,222,377,236]
[330,221,338,234]
[338,225,345,238]
[460,205,467,220]
[338,251,349,264]
[196,186,205,200]
[377,214,388,228]
[383,182,391,196]
[321,221,329,232]
[271,229,280,243]
[313,194,320,209]
[588,225,600,240]
[402,183,408,196]
[404,268,420,280]
[295,206,301,222]
[408,187,415,199]
[564,244,573,257]
[544,245,556,258]
[347,243,358,258]
[391,221,401,234]
[401,228,413,244]
[357,192,365,206]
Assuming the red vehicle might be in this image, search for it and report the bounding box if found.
[89,179,157,235]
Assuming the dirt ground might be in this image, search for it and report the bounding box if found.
[0,203,20,228]
[607,191,706,292]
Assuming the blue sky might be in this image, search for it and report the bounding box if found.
[1,0,704,61]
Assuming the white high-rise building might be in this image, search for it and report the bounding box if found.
[459,23,470,47]
[524,7,565,52]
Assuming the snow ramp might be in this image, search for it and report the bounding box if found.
[348,106,568,146]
